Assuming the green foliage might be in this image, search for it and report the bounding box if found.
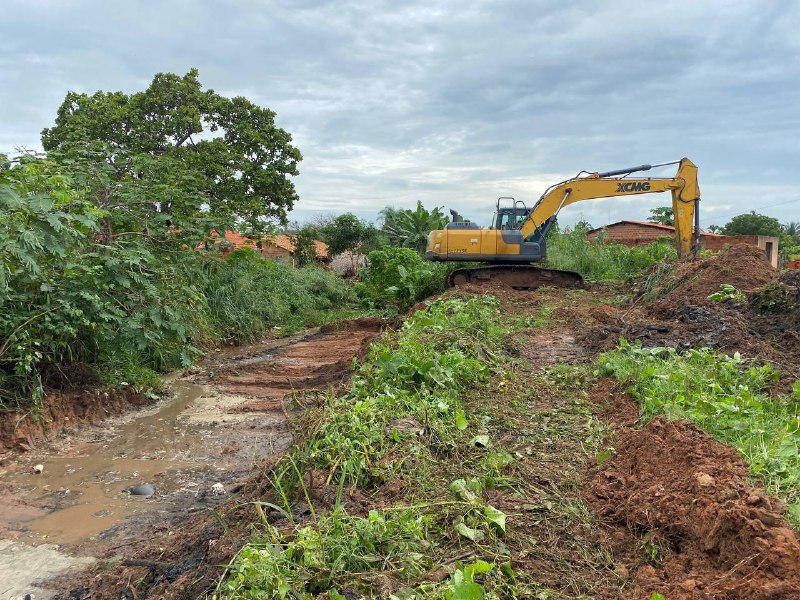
[358,246,450,310]
[223,508,429,599]
[195,249,355,344]
[222,297,511,597]
[306,296,506,486]
[42,68,302,228]
[648,206,674,226]
[751,282,797,314]
[707,283,745,303]
[598,342,800,524]
[381,201,449,254]
[721,211,782,237]
[318,213,382,258]
[0,155,355,408]
[292,226,319,267]
[545,228,675,282]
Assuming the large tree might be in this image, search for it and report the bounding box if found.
[648,206,674,226]
[41,69,302,233]
[380,201,448,254]
[318,213,382,270]
[721,211,782,237]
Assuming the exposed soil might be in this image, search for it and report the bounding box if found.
[0,387,154,452]
[6,245,800,600]
[589,412,800,599]
[577,244,800,382]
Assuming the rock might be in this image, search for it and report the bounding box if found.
[33,464,44,474]
[211,483,225,495]
[695,472,715,487]
[129,484,155,497]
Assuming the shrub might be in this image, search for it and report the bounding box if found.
[358,246,449,310]
[546,229,675,281]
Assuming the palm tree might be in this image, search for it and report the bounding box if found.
[380,201,449,254]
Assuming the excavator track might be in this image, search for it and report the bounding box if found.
[447,264,584,290]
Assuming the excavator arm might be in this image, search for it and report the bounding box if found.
[521,157,700,257]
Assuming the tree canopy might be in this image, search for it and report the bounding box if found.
[41,69,302,233]
[318,213,382,258]
[720,212,782,237]
[648,206,674,226]
[380,201,448,254]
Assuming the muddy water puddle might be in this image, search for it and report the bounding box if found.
[3,381,209,546]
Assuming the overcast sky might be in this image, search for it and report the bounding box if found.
[2,0,799,229]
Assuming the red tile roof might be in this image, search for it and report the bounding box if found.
[587,220,721,236]
[204,231,329,258]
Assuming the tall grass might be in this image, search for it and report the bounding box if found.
[545,229,675,282]
[191,249,357,345]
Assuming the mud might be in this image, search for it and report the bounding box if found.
[588,414,800,599]
[0,318,384,598]
[0,386,154,452]
[577,245,800,381]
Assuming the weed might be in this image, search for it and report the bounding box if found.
[707,283,745,302]
[545,228,675,282]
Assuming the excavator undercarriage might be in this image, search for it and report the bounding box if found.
[447,264,584,290]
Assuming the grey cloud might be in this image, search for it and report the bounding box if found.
[1,0,799,229]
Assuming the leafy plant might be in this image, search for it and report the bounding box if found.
[358,246,451,310]
[707,283,745,302]
[545,227,675,282]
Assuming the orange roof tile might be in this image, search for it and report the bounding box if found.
[587,221,721,236]
[203,231,329,258]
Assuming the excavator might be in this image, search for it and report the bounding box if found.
[425,157,700,288]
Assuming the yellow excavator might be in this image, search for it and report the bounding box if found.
[425,157,700,288]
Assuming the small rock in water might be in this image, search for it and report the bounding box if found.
[129,483,155,497]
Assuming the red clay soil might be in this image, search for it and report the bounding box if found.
[652,244,779,307]
[0,387,152,452]
[588,414,800,599]
[207,317,384,412]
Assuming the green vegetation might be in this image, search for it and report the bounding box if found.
[380,201,449,254]
[357,246,452,311]
[707,283,745,303]
[647,206,674,226]
[718,211,782,238]
[598,342,800,525]
[0,71,358,410]
[220,296,511,597]
[220,296,617,598]
[42,68,301,229]
[546,227,675,282]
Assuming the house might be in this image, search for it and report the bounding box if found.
[586,221,779,268]
[204,231,329,266]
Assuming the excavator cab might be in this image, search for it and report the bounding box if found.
[495,208,528,230]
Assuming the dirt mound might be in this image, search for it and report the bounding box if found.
[650,244,778,306]
[588,417,800,599]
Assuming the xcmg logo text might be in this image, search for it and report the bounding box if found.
[616,182,651,192]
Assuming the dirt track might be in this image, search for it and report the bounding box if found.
[0,319,384,599]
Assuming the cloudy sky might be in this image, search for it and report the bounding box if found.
[2,0,799,229]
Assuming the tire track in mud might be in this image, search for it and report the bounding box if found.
[0,317,385,599]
